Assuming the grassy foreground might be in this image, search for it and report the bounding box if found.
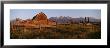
[10,24,101,39]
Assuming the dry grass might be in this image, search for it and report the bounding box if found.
[10,24,101,39]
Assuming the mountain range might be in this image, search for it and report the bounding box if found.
[49,16,101,24]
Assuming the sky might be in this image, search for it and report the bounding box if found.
[10,9,101,20]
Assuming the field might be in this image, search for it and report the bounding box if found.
[10,23,101,39]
